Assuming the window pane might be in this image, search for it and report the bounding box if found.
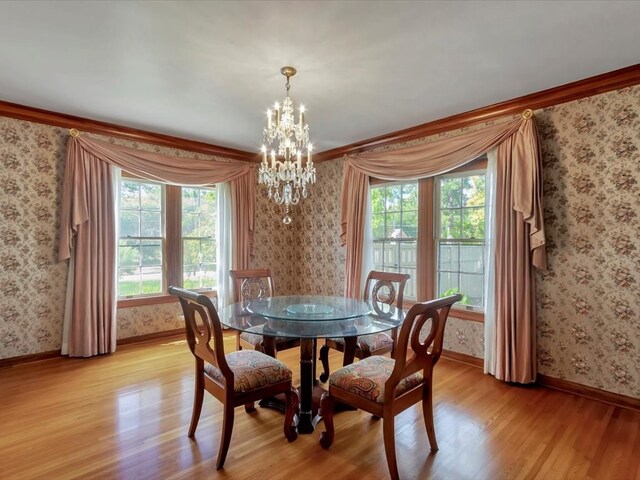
[140,183,161,210]
[181,187,217,291]
[182,213,198,236]
[400,210,418,238]
[385,212,401,238]
[118,240,139,269]
[440,209,461,238]
[120,211,139,237]
[183,239,199,267]
[372,213,385,239]
[120,182,139,209]
[438,242,459,272]
[383,242,397,267]
[371,187,386,214]
[401,267,417,300]
[200,239,216,263]
[182,188,198,213]
[140,266,162,294]
[460,273,483,307]
[141,211,161,237]
[438,271,458,297]
[118,268,140,297]
[140,240,162,267]
[401,183,418,211]
[460,244,484,274]
[440,177,462,208]
[462,207,484,239]
[385,185,402,213]
[462,175,485,207]
[399,241,417,269]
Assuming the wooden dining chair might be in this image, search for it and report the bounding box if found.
[318,270,410,382]
[169,286,299,470]
[319,294,462,480]
[229,268,300,357]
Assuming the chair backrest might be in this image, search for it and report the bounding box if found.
[363,270,410,310]
[229,268,274,303]
[169,286,232,381]
[385,294,462,402]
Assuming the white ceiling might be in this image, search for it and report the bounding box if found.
[0,1,639,153]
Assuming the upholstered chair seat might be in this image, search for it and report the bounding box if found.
[329,355,423,403]
[205,350,292,393]
[329,332,395,358]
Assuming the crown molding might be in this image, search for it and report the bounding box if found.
[3,64,639,164]
[314,63,640,162]
[0,99,259,162]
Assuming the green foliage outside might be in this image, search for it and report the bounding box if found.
[440,287,471,305]
[439,175,485,239]
[118,279,162,297]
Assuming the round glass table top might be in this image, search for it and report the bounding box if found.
[218,295,404,339]
[247,295,371,321]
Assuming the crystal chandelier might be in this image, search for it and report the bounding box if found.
[258,66,316,224]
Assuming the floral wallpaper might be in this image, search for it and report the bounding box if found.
[251,193,298,295]
[535,85,640,399]
[296,159,346,296]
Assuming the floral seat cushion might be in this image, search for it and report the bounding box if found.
[331,332,394,355]
[205,350,292,393]
[329,355,423,403]
[240,324,295,349]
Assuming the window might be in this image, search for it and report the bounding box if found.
[436,172,486,310]
[182,187,217,290]
[367,159,487,317]
[371,182,418,299]
[117,177,217,300]
[118,179,165,297]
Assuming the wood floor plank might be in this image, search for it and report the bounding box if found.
[1,334,639,480]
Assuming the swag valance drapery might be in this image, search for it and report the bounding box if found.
[340,111,546,383]
[58,133,255,358]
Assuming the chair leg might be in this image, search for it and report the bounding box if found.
[244,402,256,413]
[319,392,334,448]
[319,344,330,383]
[283,387,299,442]
[422,382,438,451]
[342,336,358,366]
[188,362,205,437]
[383,415,400,480]
[216,402,235,470]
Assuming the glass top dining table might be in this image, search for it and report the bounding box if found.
[218,295,404,433]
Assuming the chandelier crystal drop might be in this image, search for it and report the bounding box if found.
[258,66,316,224]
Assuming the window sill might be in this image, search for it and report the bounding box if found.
[402,300,484,323]
[117,290,217,309]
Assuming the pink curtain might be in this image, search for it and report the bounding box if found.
[59,135,255,357]
[340,114,545,383]
[230,171,256,270]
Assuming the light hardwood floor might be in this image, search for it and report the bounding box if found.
[1,334,639,480]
